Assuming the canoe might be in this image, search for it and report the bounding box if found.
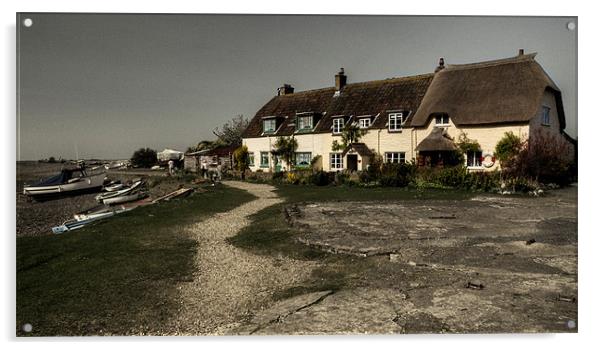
[53,205,134,234]
[103,191,148,205]
[95,180,144,202]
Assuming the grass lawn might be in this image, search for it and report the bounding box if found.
[228,184,477,300]
[16,184,255,336]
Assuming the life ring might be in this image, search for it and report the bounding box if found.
[481,153,496,168]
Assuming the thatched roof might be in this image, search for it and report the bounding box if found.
[415,128,457,152]
[411,53,565,128]
[243,74,433,138]
[342,143,373,157]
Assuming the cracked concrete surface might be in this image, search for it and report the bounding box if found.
[167,183,576,335]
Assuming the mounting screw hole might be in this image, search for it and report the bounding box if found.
[567,22,576,31]
[567,320,576,329]
[22,323,32,332]
[23,18,33,27]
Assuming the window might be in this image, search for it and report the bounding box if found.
[295,152,312,167]
[466,150,483,167]
[263,119,276,133]
[388,113,405,131]
[541,106,551,126]
[297,115,313,131]
[247,153,255,166]
[333,118,344,134]
[359,118,371,129]
[385,152,405,164]
[330,153,343,170]
[435,115,450,125]
[260,152,269,168]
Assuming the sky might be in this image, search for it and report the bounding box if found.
[16,14,577,160]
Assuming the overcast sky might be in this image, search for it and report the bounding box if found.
[17,14,577,160]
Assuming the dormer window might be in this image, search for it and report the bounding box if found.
[263,118,276,133]
[435,115,450,126]
[359,118,371,129]
[297,115,313,131]
[541,106,551,126]
[388,113,406,131]
[333,118,344,134]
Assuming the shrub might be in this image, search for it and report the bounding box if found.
[378,162,417,187]
[310,171,332,186]
[131,148,157,168]
[271,171,285,182]
[503,130,573,186]
[495,132,524,165]
[286,172,300,185]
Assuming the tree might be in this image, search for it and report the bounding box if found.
[494,132,524,166]
[213,114,249,146]
[331,122,368,151]
[271,136,298,171]
[233,145,250,180]
[130,148,157,168]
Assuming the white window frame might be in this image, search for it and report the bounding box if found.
[297,115,313,131]
[330,153,343,170]
[541,106,551,126]
[295,152,312,167]
[260,151,270,168]
[263,119,276,133]
[359,118,371,129]
[466,150,483,168]
[385,152,405,164]
[388,113,405,131]
[332,118,344,134]
[435,115,450,126]
[248,153,255,167]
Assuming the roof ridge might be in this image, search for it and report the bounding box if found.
[445,53,537,71]
[276,73,433,97]
[344,73,435,87]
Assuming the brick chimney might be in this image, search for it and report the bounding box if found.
[518,48,525,56]
[277,84,294,96]
[435,57,445,73]
[335,68,347,91]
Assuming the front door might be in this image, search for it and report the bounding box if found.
[347,154,358,171]
[274,156,282,172]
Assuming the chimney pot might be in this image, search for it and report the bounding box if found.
[435,57,445,72]
[518,49,525,56]
[277,84,294,96]
[335,68,347,91]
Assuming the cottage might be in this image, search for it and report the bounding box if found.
[242,51,575,172]
[184,144,237,173]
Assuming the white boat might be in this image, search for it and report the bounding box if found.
[104,183,125,192]
[53,205,133,234]
[102,191,148,205]
[23,167,106,199]
[95,180,144,202]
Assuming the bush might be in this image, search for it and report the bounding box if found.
[310,171,332,186]
[271,171,285,182]
[378,162,417,187]
[503,130,573,186]
[495,132,523,165]
[417,166,501,192]
[130,148,157,168]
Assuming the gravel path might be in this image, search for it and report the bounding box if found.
[167,181,317,335]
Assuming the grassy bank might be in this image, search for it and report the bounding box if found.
[16,184,255,336]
